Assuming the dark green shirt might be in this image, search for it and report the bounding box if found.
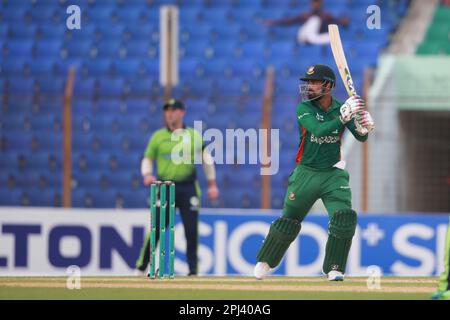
[295,97,368,169]
[144,126,204,182]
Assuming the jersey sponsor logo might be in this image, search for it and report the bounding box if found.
[316,113,324,121]
[332,129,339,134]
[298,113,310,119]
[310,134,340,145]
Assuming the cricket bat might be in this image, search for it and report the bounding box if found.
[328,24,374,131]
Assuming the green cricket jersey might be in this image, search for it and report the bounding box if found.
[144,126,204,182]
[295,97,368,169]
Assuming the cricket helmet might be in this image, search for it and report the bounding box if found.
[300,64,336,87]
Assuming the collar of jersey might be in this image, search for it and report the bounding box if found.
[311,96,339,113]
[166,124,187,132]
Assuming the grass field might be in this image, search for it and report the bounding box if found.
[0,276,438,300]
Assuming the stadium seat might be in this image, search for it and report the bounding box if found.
[34,40,63,58]
[29,59,57,75]
[5,40,34,58]
[1,58,27,75]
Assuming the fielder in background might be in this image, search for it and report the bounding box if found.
[254,64,374,281]
[432,217,450,300]
[136,99,219,276]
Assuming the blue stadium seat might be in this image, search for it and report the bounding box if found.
[113,59,142,76]
[94,99,123,115]
[33,132,62,151]
[30,7,57,23]
[5,40,34,58]
[92,40,123,58]
[180,25,212,43]
[86,6,114,23]
[0,153,20,169]
[2,133,33,152]
[29,59,57,75]
[35,76,65,94]
[89,114,116,131]
[115,8,143,24]
[2,7,28,24]
[30,113,61,130]
[111,153,142,171]
[125,41,154,57]
[64,41,93,58]
[0,189,23,206]
[1,58,27,75]
[7,25,36,39]
[116,189,148,208]
[73,77,96,98]
[235,41,267,58]
[179,7,200,23]
[123,25,156,41]
[181,40,211,59]
[140,59,159,75]
[97,77,124,96]
[73,172,103,188]
[34,40,62,58]
[36,24,66,39]
[229,8,257,22]
[6,77,35,94]
[124,77,153,96]
[199,8,230,23]
[72,189,117,208]
[81,58,113,76]
[23,188,60,207]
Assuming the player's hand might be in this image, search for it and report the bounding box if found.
[143,174,156,186]
[207,180,219,200]
[355,110,375,135]
[339,95,365,124]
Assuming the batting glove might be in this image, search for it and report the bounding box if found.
[339,95,365,124]
[354,111,375,135]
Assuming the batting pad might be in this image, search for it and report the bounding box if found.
[323,209,357,274]
[256,217,301,268]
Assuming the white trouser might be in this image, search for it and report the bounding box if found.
[297,15,330,45]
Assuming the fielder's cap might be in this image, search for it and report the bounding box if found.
[300,64,336,85]
[163,99,185,110]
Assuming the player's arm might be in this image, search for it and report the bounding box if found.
[141,134,157,186]
[202,148,219,200]
[194,129,219,200]
[298,111,343,137]
[298,96,365,137]
[345,119,368,142]
[263,13,308,26]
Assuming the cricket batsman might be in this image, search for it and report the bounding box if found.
[254,64,374,281]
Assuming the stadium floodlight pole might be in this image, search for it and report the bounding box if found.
[160,5,179,101]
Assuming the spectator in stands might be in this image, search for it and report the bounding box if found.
[261,0,349,45]
[135,99,219,276]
